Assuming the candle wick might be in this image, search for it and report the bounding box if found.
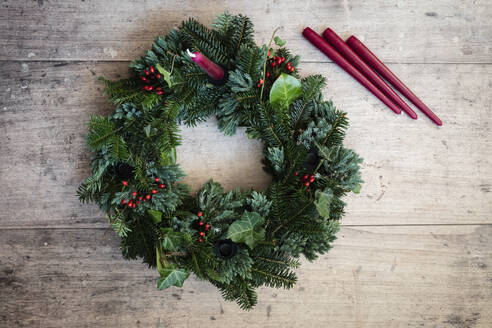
[186,49,196,58]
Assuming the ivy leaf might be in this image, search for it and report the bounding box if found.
[314,189,334,218]
[274,36,286,47]
[156,265,189,290]
[269,73,302,109]
[155,63,173,88]
[226,211,265,249]
[148,209,162,224]
[160,228,182,251]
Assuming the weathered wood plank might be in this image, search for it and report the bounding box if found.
[0,225,490,327]
[1,61,491,228]
[1,0,491,63]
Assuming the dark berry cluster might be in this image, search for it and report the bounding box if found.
[120,177,165,209]
[141,66,164,95]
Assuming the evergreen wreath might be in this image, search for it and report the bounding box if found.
[78,12,363,310]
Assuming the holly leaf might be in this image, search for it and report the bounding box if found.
[226,211,265,249]
[160,228,182,252]
[148,209,162,224]
[269,73,302,109]
[155,63,172,88]
[314,189,334,218]
[156,265,189,290]
[274,36,286,47]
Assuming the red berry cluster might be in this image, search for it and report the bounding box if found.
[257,51,296,87]
[196,211,211,243]
[294,172,315,189]
[120,177,166,210]
[141,66,164,95]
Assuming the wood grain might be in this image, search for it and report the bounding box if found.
[1,61,491,228]
[1,225,490,328]
[1,1,491,326]
[1,0,491,63]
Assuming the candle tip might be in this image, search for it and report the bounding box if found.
[186,49,196,58]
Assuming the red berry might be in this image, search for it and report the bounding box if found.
[281,57,286,63]
[309,177,315,183]
[198,238,203,243]
[277,59,282,65]
[138,196,143,200]
[267,50,271,57]
[205,224,210,230]
[145,194,151,200]
[257,83,261,88]
[199,221,204,226]
[156,86,162,91]
[122,181,128,186]
[132,203,137,208]
[303,174,308,180]
[304,182,310,187]
[154,177,160,182]
[141,76,147,82]
[271,62,276,67]
[144,70,150,75]
[286,62,291,67]
[156,90,164,95]
[259,79,264,85]
[136,201,140,205]
[156,73,161,79]
[147,85,154,91]
[197,211,203,217]
[151,189,157,194]
[121,199,127,204]
[149,66,155,74]
[199,232,205,236]
[294,172,299,176]
[159,184,165,189]
[290,67,295,72]
[131,191,137,197]
[266,72,270,78]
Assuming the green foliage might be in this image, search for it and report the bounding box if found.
[157,265,190,290]
[78,12,363,310]
[227,211,265,249]
[314,189,334,218]
[269,73,302,109]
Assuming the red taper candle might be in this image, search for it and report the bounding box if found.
[346,36,442,126]
[187,49,224,81]
[323,28,417,120]
[302,27,401,115]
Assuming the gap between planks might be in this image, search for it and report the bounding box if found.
[2,59,492,65]
[1,223,491,231]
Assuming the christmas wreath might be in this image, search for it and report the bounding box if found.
[78,13,363,309]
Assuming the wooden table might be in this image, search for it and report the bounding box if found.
[1,1,491,327]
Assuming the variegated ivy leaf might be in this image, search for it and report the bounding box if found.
[156,265,190,290]
[226,211,265,249]
[160,228,183,252]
